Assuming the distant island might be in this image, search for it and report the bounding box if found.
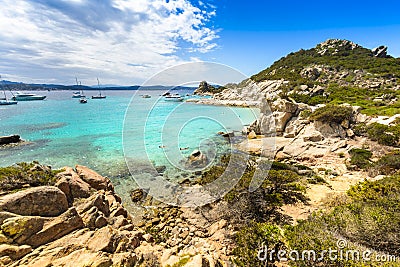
[0,80,196,91]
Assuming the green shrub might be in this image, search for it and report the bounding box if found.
[353,122,368,136]
[309,105,353,124]
[284,174,400,266]
[373,150,400,175]
[349,148,372,169]
[289,92,327,106]
[0,162,61,193]
[232,222,285,267]
[366,123,399,147]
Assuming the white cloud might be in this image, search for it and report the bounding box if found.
[0,0,218,85]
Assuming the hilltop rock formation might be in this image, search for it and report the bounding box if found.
[372,45,389,58]
[193,81,222,96]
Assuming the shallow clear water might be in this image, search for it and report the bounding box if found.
[0,90,259,180]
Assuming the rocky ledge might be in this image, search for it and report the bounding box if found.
[0,165,141,266]
[0,164,234,267]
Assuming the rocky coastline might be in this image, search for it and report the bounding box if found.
[0,163,236,267]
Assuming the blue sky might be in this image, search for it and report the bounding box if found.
[0,0,399,85]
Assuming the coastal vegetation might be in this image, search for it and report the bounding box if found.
[231,172,400,267]
[354,122,400,147]
[309,104,353,124]
[0,161,61,193]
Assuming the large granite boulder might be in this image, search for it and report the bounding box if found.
[24,207,84,247]
[0,207,83,248]
[0,186,68,217]
[257,98,299,136]
[314,121,347,138]
[55,167,92,205]
[76,165,109,190]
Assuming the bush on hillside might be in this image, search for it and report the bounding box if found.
[373,150,400,175]
[0,162,61,193]
[349,148,372,169]
[309,105,353,124]
[366,123,399,147]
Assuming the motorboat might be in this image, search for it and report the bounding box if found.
[11,92,46,101]
[164,93,184,102]
[142,94,151,98]
[79,97,87,103]
[0,99,17,105]
[72,91,85,98]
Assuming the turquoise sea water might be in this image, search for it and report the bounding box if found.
[0,90,259,181]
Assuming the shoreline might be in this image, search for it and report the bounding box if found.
[186,98,259,107]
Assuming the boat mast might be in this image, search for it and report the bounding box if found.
[1,75,6,100]
[97,77,102,97]
[0,75,9,101]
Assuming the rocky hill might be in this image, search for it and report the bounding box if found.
[208,39,400,116]
[186,39,400,266]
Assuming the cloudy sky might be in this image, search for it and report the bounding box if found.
[1,0,400,85]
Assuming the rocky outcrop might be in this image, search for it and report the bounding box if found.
[0,164,235,266]
[315,39,360,56]
[0,186,69,217]
[75,165,110,190]
[372,45,388,58]
[0,165,144,266]
[0,135,21,146]
[193,81,220,95]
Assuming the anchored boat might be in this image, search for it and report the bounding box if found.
[92,78,106,99]
[11,92,46,101]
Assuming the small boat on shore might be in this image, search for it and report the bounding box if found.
[164,93,184,102]
[92,78,106,99]
[11,92,46,101]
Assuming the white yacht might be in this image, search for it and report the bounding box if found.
[164,93,184,102]
[11,92,46,101]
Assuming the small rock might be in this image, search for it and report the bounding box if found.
[95,215,108,229]
[248,130,257,139]
[0,244,32,261]
[130,189,145,202]
[87,226,116,253]
[142,233,154,243]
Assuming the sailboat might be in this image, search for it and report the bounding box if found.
[0,75,17,105]
[92,78,106,99]
[72,78,85,98]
